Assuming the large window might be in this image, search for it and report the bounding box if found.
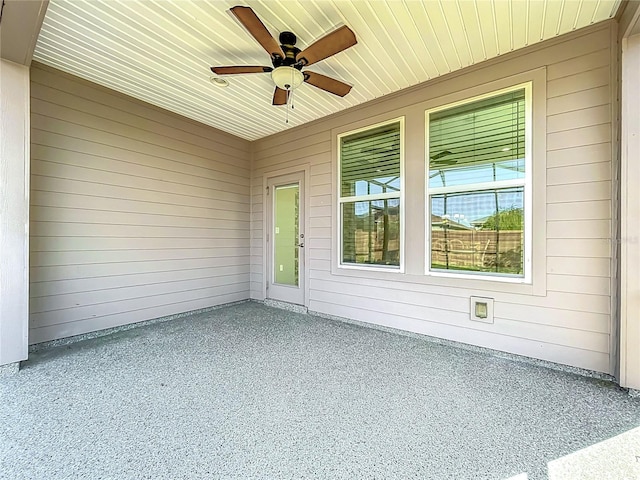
[339,119,403,268]
[427,85,530,279]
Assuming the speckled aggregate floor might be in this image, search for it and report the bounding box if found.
[1,302,639,480]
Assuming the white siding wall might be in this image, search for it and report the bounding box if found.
[0,60,30,365]
[251,23,617,374]
[29,64,251,344]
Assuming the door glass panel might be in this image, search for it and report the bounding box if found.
[274,184,299,286]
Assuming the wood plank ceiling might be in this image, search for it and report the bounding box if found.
[32,0,621,141]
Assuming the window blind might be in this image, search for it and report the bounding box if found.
[429,89,525,170]
[340,123,401,197]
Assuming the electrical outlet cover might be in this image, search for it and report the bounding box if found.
[470,296,494,324]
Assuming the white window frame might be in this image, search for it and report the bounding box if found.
[337,117,405,272]
[425,82,533,284]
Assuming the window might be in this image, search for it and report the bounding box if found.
[426,85,531,279]
[339,119,403,268]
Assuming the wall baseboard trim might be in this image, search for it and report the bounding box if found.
[28,300,251,354]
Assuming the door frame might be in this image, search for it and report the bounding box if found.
[262,165,310,307]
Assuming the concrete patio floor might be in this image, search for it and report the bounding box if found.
[1,301,639,479]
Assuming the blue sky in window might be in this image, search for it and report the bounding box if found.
[354,177,400,196]
[431,188,523,226]
[429,159,525,189]
[353,176,400,215]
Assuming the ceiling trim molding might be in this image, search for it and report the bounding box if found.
[0,0,48,65]
[620,0,640,37]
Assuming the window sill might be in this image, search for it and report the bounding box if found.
[427,269,530,284]
[330,263,544,296]
[338,263,403,274]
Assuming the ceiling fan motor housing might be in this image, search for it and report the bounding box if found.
[279,31,296,46]
[273,31,302,68]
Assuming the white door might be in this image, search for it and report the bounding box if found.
[267,172,305,305]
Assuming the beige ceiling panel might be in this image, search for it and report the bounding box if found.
[473,1,499,60]
[541,1,564,38]
[331,3,400,97]
[493,1,513,55]
[437,0,474,68]
[33,0,621,141]
[526,1,546,46]
[402,1,448,75]
[577,0,602,26]
[351,1,413,89]
[370,1,429,82]
[557,0,583,33]
[510,0,529,50]
[384,2,440,78]
[425,1,463,71]
[457,0,487,62]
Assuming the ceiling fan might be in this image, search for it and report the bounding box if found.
[211,6,357,106]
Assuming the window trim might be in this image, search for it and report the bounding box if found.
[329,68,546,297]
[425,82,533,283]
[337,116,405,273]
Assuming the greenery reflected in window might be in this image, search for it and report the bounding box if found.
[431,188,524,275]
[343,199,400,266]
[339,121,402,267]
[427,86,528,277]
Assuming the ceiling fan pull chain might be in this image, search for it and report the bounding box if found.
[290,68,295,110]
[285,90,290,124]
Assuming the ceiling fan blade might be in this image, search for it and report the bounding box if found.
[272,87,288,106]
[211,66,273,75]
[296,25,357,66]
[230,6,285,60]
[303,71,352,97]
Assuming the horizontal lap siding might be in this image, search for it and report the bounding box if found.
[30,64,251,344]
[250,24,616,373]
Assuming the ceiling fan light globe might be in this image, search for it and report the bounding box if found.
[271,66,304,91]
